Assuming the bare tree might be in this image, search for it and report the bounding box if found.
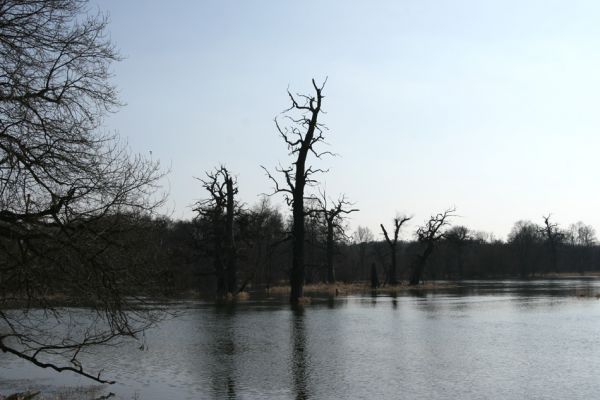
[313,191,358,283]
[263,79,329,303]
[567,221,597,247]
[193,166,239,297]
[380,215,411,285]
[540,214,564,273]
[0,1,166,383]
[567,221,597,273]
[409,208,455,285]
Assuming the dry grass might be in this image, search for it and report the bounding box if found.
[266,281,457,296]
[235,291,250,300]
[0,386,113,400]
[539,271,600,278]
[211,291,252,303]
[573,290,600,299]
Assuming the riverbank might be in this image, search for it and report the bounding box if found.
[0,387,114,400]
[265,281,458,296]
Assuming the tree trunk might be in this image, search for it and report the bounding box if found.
[215,249,226,296]
[290,211,305,302]
[225,177,237,294]
[370,263,379,289]
[290,178,306,303]
[268,79,324,303]
[457,246,464,279]
[326,223,335,283]
[389,246,398,285]
[550,244,558,273]
[409,244,433,285]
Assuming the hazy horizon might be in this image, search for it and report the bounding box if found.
[97,0,600,240]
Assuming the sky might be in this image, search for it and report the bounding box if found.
[95,0,600,240]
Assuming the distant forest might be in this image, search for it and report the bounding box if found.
[138,200,600,295]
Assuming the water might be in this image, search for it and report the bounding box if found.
[2,279,600,399]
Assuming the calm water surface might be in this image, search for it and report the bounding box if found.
[1,279,600,399]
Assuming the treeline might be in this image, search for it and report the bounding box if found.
[140,205,600,295]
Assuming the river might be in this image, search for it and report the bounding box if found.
[1,279,600,399]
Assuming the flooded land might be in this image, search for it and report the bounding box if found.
[2,279,599,400]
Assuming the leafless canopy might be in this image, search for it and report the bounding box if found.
[541,214,564,243]
[193,166,239,219]
[381,215,412,248]
[0,1,166,383]
[262,78,330,207]
[313,190,359,239]
[416,208,456,243]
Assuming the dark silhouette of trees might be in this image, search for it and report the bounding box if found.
[540,214,564,273]
[508,220,543,277]
[246,197,286,289]
[409,208,455,285]
[370,262,380,289]
[445,226,470,279]
[193,166,240,297]
[353,226,374,281]
[263,79,329,303]
[314,191,358,283]
[380,215,411,285]
[0,0,165,383]
[566,221,597,273]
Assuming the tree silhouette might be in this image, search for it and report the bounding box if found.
[263,79,330,303]
[445,226,470,279]
[380,215,411,285]
[0,0,165,383]
[409,208,455,285]
[313,190,358,283]
[540,214,564,274]
[193,166,240,296]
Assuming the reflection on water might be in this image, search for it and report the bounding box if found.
[291,306,308,400]
[209,305,237,399]
[1,279,600,399]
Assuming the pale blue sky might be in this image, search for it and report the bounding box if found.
[97,0,600,239]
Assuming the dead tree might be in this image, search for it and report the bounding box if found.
[380,216,412,285]
[541,214,563,273]
[193,166,239,296]
[263,79,330,303]
[313,191,358,283]
[409,208,455,285]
